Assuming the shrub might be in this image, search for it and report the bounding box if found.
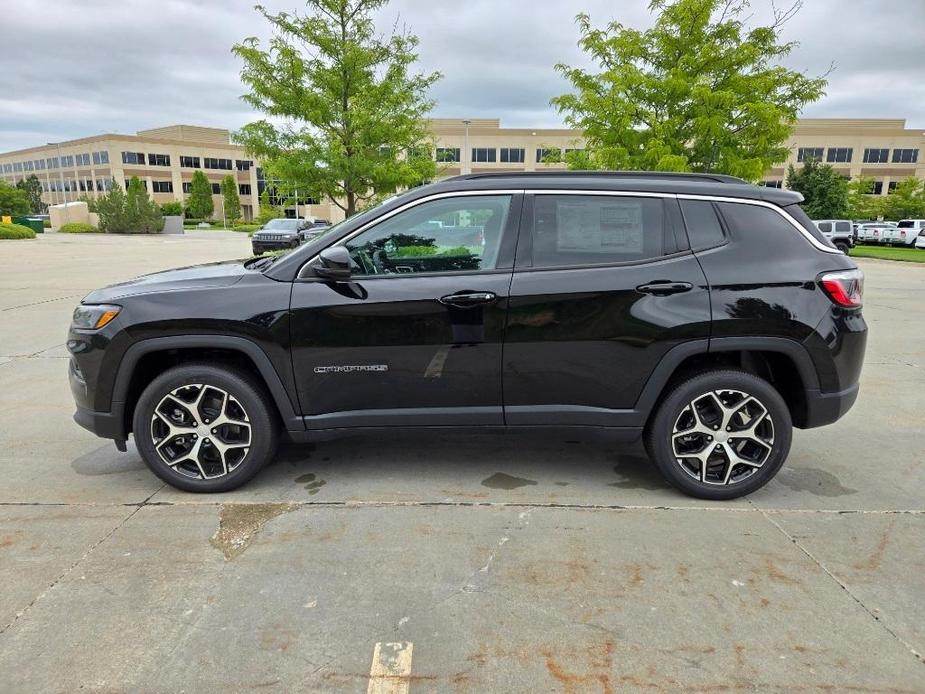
[159,201,183,216]
[233,223,261,233]
[58,222,99,233]
[42,219,51,228]
[0,223,36,239]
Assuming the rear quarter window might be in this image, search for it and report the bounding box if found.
[782,205,836,249]
[718,202,833,252]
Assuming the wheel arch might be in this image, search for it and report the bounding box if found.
[637,337,819,429]
[114,336,302,436]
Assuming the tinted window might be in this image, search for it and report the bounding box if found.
[897,221,914,228]
[344,195,511,276]
[530,195,665,267]
[720,202,832,250]
[680,200,725,251]
[817,222,832,232]
[834,222,851,232]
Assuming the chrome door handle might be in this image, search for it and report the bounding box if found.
[438,291,497,308]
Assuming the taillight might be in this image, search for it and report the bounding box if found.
[820,269,864,308]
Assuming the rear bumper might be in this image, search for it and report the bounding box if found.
[800,383,859,429]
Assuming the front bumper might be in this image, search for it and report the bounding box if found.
[70,358,126,440]
[252,238,297,254]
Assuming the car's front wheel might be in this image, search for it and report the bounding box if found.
[646,370,792,500]
[132,363,278,492]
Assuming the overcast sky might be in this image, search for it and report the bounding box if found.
[1,0,923,153]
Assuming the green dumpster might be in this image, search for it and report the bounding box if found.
[12,217,44,234]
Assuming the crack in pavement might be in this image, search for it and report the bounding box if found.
[1,294,83,311]
[751,500,924,664]
[0,484,166,637]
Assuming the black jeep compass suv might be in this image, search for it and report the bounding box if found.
[67,172,866,500]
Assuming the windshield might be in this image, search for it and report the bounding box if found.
[263,218,301,230]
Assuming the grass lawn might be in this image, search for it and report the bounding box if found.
[851,244,925,263]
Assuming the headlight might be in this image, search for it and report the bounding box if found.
[72,304,121,330]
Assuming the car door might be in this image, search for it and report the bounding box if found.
[502,192,710,426]
[289,193,522,428]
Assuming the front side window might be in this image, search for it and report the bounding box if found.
[342,195,512,276]
[530,195,666,267]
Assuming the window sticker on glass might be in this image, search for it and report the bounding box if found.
[556,200,644,253]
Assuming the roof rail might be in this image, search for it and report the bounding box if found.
[450,170,749,184]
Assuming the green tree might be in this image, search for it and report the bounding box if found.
[0,181,30,216]
[255,190,285,225]
[881,178,925,220]
[187,170,214,219]
[159,201,183,216]
[17,175,44,213]
[786,160,849,219]
[95,181,130,233]
[845,177,883,221]
[125,176,164,233]
[233,0,441,216]
[552,0,827,179]
[220,175,241,222]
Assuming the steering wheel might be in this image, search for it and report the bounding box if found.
[372,249,389,274]
[354,249,376,276]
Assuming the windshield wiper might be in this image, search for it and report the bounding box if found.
[245,255,277,271]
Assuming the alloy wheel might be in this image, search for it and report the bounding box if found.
[150,383,251,479]
[670,389,774,486]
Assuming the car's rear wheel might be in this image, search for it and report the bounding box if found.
[132,363,278,493]
[835,241,850,254]
[646,370,792,500]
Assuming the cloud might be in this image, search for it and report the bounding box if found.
[0,0,922,152]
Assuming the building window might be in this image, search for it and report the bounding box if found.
[122,151,145,165]
[92,150,109,165]
[863,148,889,163]
[239,184,252,195]
[46,157,58,169]
[826,147,852,163]
[888,181,899,194]
[12,162,22,172]
[471,148,496,163]
[125,179,147,190]
[211,183,222,194]
[564,148,584,156]
[96,178,112,192]
[500,148,525,163]
[2,163,11,173]
[60,155,75,167]
[35,159,45,170]
[892,148,919,163]
[148,153,171,167]
[536,148,562,163]
[182,182,192,194]
[235,159,252,171]
[180,156,200,168]
[797,147,823,162]
[204,157,232,170]
[871,181,884,194]
[152,181,174,193]
[435,148,460,163]
[74,153,90,166]
[23,161,34,171]
[760,180,783,188]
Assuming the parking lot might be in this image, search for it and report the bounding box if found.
[1,231,923,692]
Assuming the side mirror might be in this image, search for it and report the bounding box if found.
[314,246,352,280]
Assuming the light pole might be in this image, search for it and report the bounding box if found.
[49,142,69,224]
[462,119,471,174]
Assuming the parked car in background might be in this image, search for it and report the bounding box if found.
[856,223,896,244]
[812,220,854,254]
[251,218,312,254]
[914,228,925,249]
[896,220,925,246]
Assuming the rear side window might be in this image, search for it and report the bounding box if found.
[817,222,832,232]
[834,222,851,233]
[679,200,725,251]
[530,195,666,267]
[781,204,836,248]
[718,202,833,251]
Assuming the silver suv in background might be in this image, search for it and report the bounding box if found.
[812,220,854,254]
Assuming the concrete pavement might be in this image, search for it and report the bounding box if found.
[0,231,923,692]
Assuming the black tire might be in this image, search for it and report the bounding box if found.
[132,363,279,493]
[645,369,792,500]
[835,241,850,255]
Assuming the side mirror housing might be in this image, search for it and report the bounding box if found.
[314,246,352,280]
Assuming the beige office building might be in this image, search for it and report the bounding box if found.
[1,117,922,222]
